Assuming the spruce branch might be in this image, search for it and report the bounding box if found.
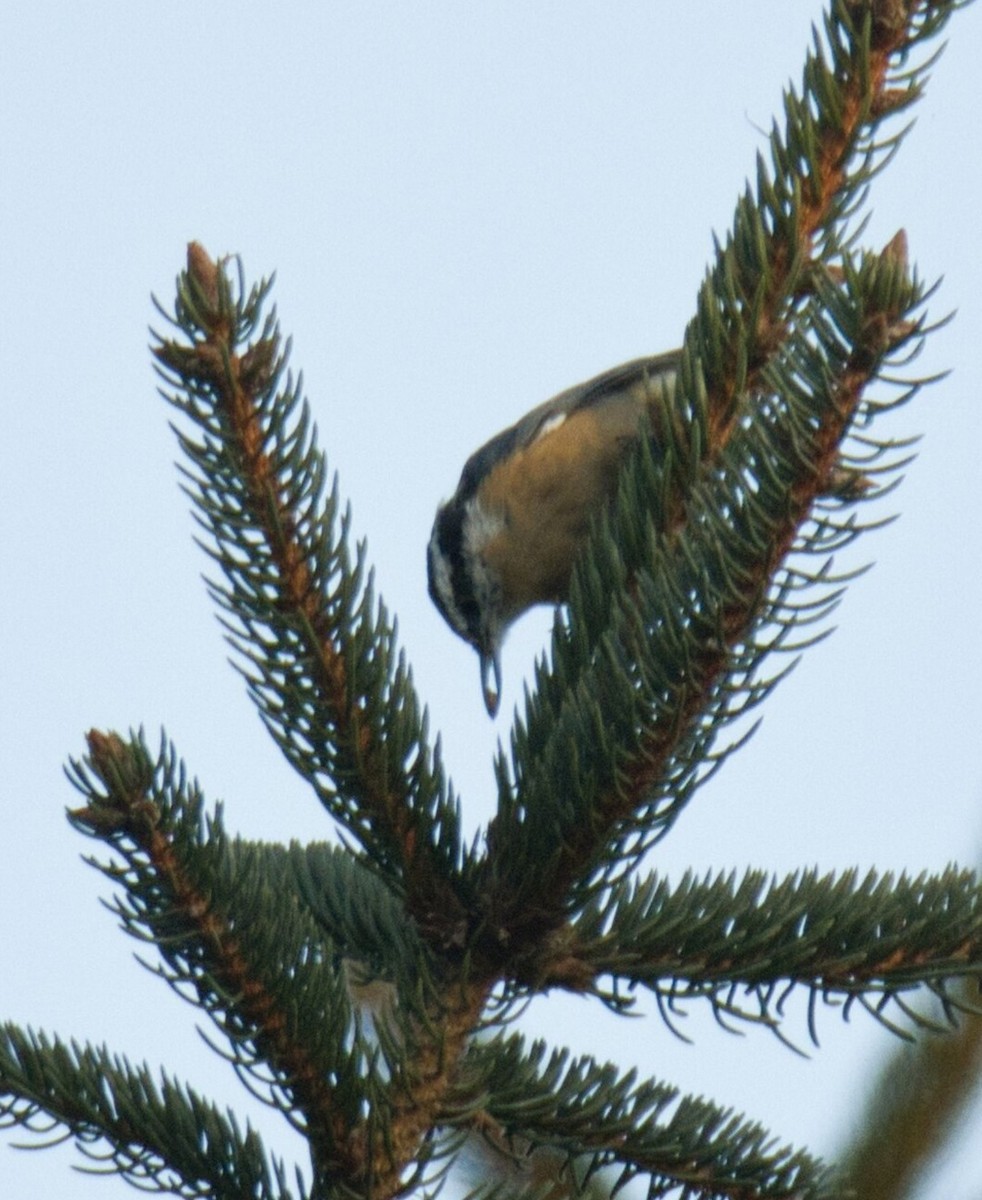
[67,729,365,1180]
[66,729,493,1197]
[0,1026,293,1200]
[151,246,466,942]
[539,866,982,1039]
[488,233,926,951]
[480,0,957,955]
[283,842,432,990]
[453,1036,839,1200]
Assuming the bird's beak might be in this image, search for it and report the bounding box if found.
[480,647,502,717]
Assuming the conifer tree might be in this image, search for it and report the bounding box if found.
[2,2,980,1197]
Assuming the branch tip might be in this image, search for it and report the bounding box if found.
[186,241,221,309]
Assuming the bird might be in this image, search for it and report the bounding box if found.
[428,351,681,716]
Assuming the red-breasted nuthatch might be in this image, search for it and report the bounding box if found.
[428,350,681,716]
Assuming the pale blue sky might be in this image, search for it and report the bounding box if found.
[2,4,982,1196]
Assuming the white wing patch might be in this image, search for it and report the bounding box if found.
[532,411,568,443]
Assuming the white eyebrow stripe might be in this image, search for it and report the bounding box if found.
[428,530,460,621]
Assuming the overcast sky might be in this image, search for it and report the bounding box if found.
[3,3,982,1197]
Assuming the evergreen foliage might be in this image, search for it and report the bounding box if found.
[2,2,980,1197]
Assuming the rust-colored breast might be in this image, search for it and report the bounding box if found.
[478,393,648,617]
